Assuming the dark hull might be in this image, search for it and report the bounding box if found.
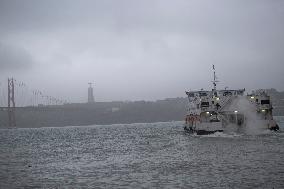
[195,130,224,135]
[184,126,223,135]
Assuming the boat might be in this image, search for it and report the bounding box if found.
[184,65,279,135]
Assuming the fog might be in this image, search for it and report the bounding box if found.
[227,96,267,135]
[0,0,283,102]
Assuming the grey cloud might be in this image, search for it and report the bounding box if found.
[0,42,34,72]
[0,0,283,101]
[1,0,282,33]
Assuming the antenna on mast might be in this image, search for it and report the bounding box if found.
[212,64,219,91]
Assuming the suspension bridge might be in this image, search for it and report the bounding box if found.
[0,77,69,127]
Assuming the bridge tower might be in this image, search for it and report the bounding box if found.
[8,78,16,127]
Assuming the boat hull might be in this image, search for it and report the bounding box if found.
[184,121,224,135]
[184,126,223,135]
[184,120,280,135]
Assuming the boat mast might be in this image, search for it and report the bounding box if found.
[212,64,220,97]
[212,64,217,91]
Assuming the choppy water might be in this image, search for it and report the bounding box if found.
[1,119,284,188]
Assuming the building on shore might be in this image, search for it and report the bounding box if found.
[88,82,95,103]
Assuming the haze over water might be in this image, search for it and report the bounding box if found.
[1,118,284,188]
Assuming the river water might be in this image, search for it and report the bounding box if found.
[1,118,284,188]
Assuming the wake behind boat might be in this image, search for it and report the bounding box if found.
[184,65,279,135]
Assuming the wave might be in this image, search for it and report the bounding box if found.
[194,131,242,138]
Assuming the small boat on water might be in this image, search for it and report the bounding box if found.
[184,65,279,135]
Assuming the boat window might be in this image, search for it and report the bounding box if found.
[237,90,244,95]
[261,100,270,104]
[187,93,195,97]
[223,91,232,96]
[201,102,209,107]
[199,92,207,97]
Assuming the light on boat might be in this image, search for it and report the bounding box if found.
[234,110,238,113]
[261,109,266,112]
[216,97,220,101]
[206,112,210,114]
[250,96,255,99]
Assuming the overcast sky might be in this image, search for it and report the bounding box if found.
[0,0,283,102]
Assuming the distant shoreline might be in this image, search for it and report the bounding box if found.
[1,88,284,128]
